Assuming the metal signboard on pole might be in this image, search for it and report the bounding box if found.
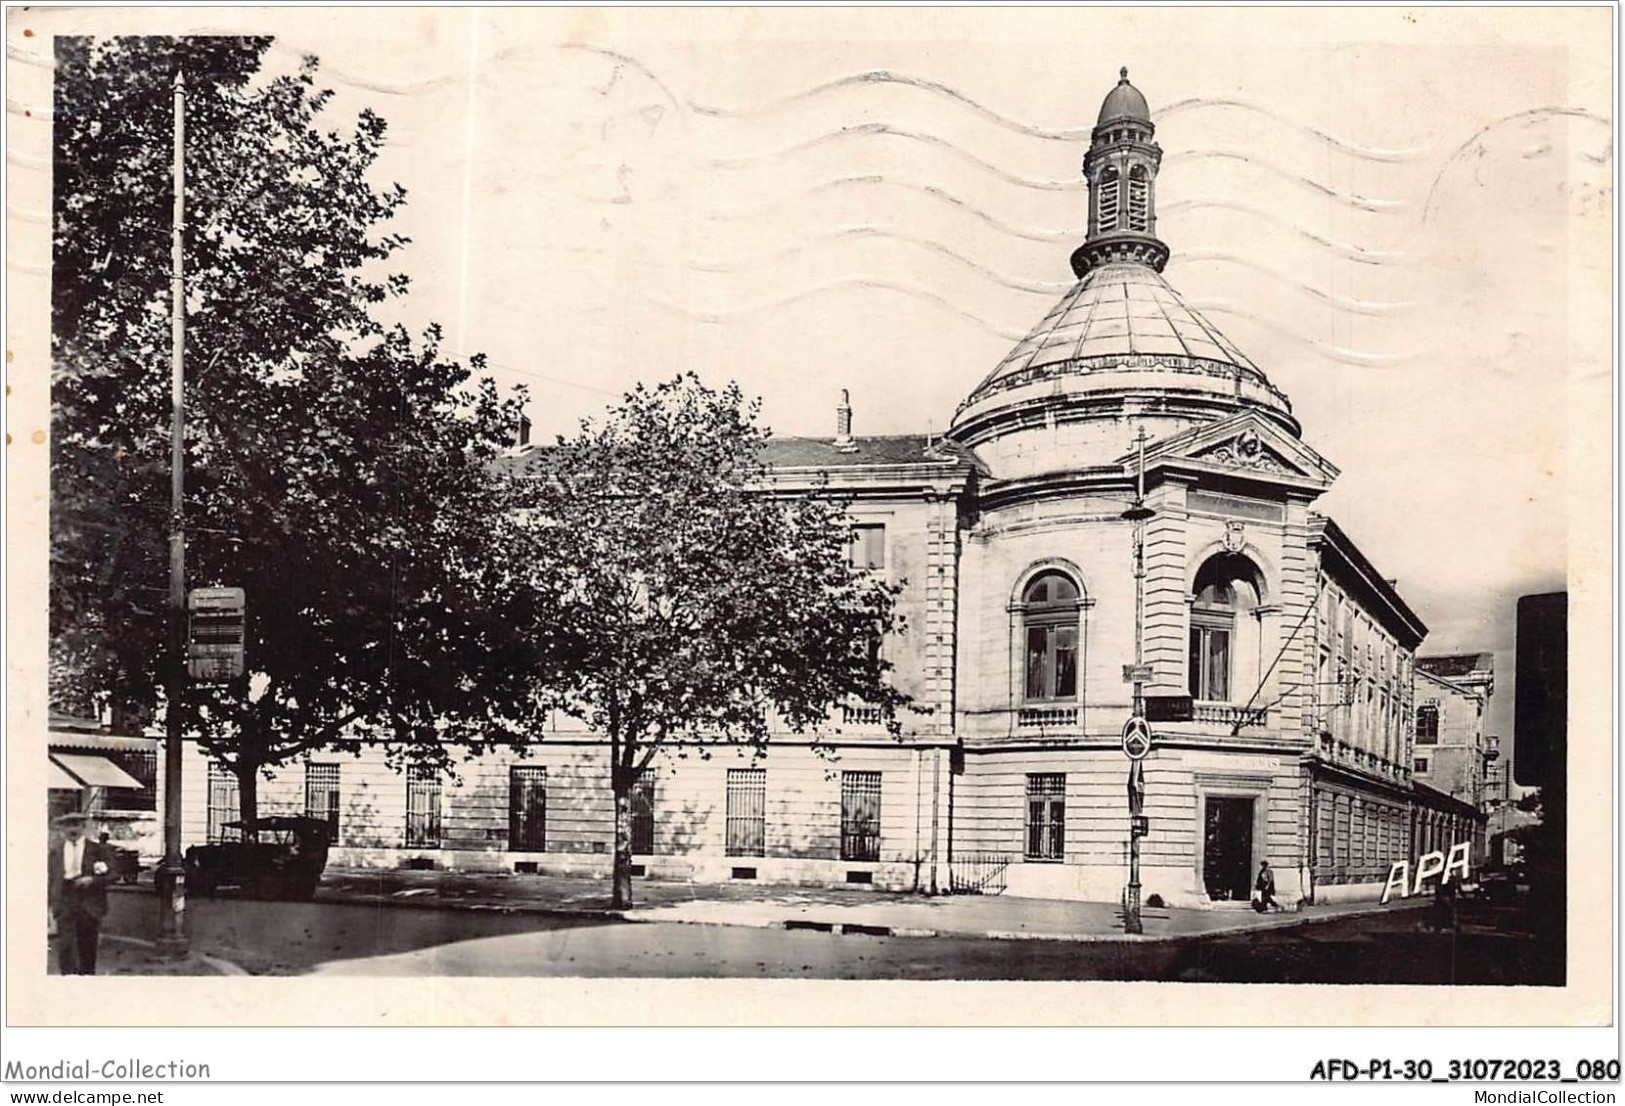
[187,586,246,682]
[1144,694,1193,723]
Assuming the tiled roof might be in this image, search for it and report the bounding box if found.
[762,435,982,471]
[968,263,1262,406]
[497,436,982,476]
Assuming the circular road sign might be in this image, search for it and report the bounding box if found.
[1121,717,1153,761]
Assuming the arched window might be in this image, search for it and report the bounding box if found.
[1415,705,1440,744]
[1022,571,1082,702]
[1127,165,1150,231]
[1096,168,1121,233]
[1188,553,1264,702]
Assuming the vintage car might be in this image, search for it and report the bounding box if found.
[1475,866,1528,905]
[183,815,331,900]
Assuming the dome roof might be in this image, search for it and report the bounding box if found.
[952,262,1293,428]
[946,69,1296,472]
[1097,68,1151,126]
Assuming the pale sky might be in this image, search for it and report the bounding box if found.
[8,7,1615,753]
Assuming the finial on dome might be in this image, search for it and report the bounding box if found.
[1120,66,1129,82]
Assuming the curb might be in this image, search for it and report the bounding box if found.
[626,900,1434,944]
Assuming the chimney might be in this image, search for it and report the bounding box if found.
[516,413,532,449]
[835,388,857,452]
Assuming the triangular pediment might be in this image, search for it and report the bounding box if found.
[1118,411,1339,490]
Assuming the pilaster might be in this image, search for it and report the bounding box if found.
[1276,495,1316,734]
[1142,476,1192,696]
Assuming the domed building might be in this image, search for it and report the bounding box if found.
[171,71,1484,908]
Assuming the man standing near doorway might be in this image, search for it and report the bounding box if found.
[1254,859,1284,913]
[48,812,113,974]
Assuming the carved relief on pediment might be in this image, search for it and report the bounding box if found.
[1193,428,1292,475]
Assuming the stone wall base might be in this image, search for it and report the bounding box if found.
[1309,879,1387,904]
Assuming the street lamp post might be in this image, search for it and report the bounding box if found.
[155,68,190,958]
[1121,426,1154,935]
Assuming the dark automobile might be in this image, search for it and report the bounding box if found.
[183,816,330,900]
[1477,866,1528,905]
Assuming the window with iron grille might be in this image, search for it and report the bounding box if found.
[840,771,882,862]
[508,766,546,852]
[406,766,442,848]
[104,750,158,811]
[630,769,656,855]
[305,763,341,843]
[1025,773,1066,860]
[725,768,766,857]
[206,761,240,843]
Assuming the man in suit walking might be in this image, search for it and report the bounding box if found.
[49,812,113,974]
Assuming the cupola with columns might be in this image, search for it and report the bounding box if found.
[1072,68,1169,277]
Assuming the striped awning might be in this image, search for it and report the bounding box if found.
[48,760,83,790]
[51,753,144,790]
[48,730,160,753]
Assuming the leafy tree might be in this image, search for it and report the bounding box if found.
[513,375,909,908]
[51,36,540,822]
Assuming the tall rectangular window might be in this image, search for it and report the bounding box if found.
[1188,623,1231,701]
[1415,705,1440,744]
[508,765,547,852]
[725,768,766,857]
[1026,623,1078,700]
[1380,690,1392,761]
[630,769,656,855]
[305,763,340,843]
[840,771,882,862]
[1316,790,1334,869]
[848,524,885,570]
[206,762,240,844]
[1025,774,1066,861]
[406,766,442,849]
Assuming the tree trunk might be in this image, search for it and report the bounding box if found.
[237,762,259,842]
[611,773,634,909]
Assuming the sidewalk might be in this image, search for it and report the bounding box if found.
[623,887,1428,942]
[46,934,244,976]
[304,867,1426,943]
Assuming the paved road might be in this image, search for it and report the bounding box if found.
[101,892,1559,983]
[101,890,599,975]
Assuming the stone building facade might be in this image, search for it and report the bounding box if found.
[1413,653,1495,809]
[167,71,1483,906]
